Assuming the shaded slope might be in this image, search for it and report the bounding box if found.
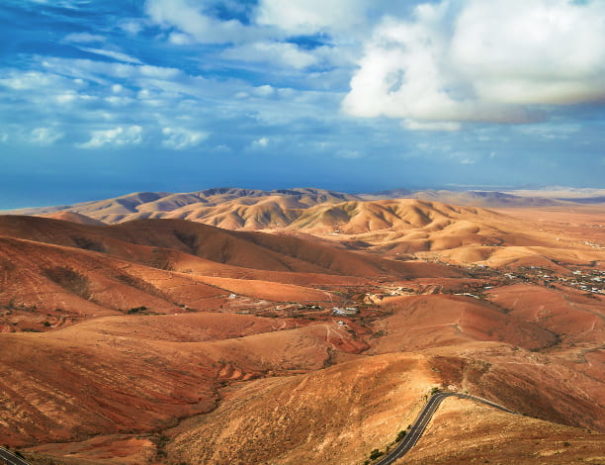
[0,215,461,278]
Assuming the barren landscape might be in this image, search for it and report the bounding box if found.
[1,190,605,465]
[5,0,605,463]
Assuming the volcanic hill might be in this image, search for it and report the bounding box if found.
[1,198,605,465]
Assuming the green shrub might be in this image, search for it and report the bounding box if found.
[369,449,384,460]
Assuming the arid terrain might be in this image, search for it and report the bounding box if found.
[2,191,605,465]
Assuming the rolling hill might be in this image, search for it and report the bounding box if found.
[1,200,605,465]
[8,188,605,270]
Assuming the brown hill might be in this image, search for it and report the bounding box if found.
[0,312,366,446]
[9,187,361,225]
[363,189,564,207]
[0,215,460,278]
[283,199,605,266]
[41,211,106,226]
[8,189,605,268]
[1,210,604,465]
[167,353,435,465]
[166,351,605,465]
[0,214,464,334]
[403,396,605,465]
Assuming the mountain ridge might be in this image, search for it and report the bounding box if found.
[10,186,605,228]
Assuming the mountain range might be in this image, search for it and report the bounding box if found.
[11,186,605,227]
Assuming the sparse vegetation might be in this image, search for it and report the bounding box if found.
[43,267,91,300]
[72,236,105,252]
[152,434,170,459]
[173,230,198,252]
[127,306,148,314]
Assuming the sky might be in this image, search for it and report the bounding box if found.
[1,0,605,208]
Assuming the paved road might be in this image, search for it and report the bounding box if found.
[374,391,516,465]
[0,448,31,465]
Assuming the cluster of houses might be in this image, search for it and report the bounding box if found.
[331,307,359,316]
[564,269,605,294]
[503,266,605,295]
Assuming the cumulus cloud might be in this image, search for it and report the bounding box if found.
[161,127,208,150]
[29,127,64,145]
[0,70,71,91]
[343,0,605,129]
[79,125,143,149]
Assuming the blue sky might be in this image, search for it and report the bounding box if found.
[1,0,604,208]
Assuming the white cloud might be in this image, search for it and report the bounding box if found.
[256,0,365,34]
[105,95,133,106]
[29,127,64,146]
[55,92,78,104]
[253,85,275,97]
[120,20,144,36]
[0,69,91,106]
[343,0,605,129]
[161,127,208,150]
[64,32,106,43]
[146,0,254,44]
[404,120,462,132]
[80,47,142,64]
[518,123,581,140]
[79,125,143,149]
[0,70,69,91]
[222,41,318,69]
[40,57,181,82]
[337,149,363,159]
[169,32,195,45]
[251,136,270,149]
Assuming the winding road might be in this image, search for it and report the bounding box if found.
[0,392,513,465]
[374,391,516,465]
[0,448,31,465]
